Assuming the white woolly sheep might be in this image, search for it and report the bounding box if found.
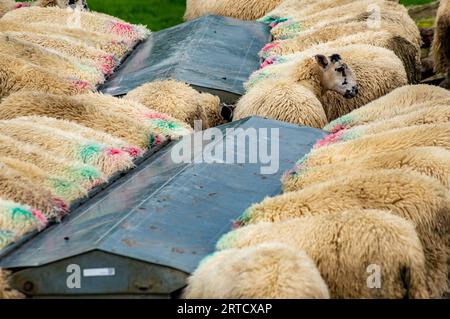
[262,30,420,84]
[0,133,105,190]
[221,209,429,299]
[1,6,150,47]
[17,116,144,158]
[245,44,407,121]
[0,269,23,299]
[0,119,135,177]
[319,104,450,147]
[0,53,92,98]
[325,84,450,132]
[0,0,15,18]
[184,0,283,21]
[124,80,227,129]
[432,0,450,88]
[283,147,450,192]
[0,156,86,203]
[239,169,450,298]
[184,242,330,299]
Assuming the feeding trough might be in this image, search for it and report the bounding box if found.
[0,117,326,298]
[99,15,271,103]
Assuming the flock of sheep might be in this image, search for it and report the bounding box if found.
[0,0,449,299]
[182,0,450,299]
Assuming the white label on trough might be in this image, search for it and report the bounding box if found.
[83,268,116,277]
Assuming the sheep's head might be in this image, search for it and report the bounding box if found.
[315,54,358,99]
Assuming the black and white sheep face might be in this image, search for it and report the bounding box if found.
[315,54,359,99]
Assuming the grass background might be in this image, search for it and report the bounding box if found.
[88,0,435,31]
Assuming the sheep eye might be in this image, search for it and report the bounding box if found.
[335,67,344,72]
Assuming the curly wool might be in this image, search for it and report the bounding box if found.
[221,209,429,299]
[0,0,14,18]
[124,80,224,129]
[431,0,450,74]
[325,85,450,132]
[184,242,330,299]
[283,147,450,192]
[0,269,23,299]
[241,169,450,297]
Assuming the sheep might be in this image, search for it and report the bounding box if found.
[431,0,450,88]
[0,164,69,219]
[18,116,144,158]
[0,92,167,149]
[239,169,450,297]
[4,31,118,77]
[221,209,430,299]
[0,119,135,177]
[0,269,23,299]
[0,133,105,190]
[0,21,130,59]
[318,104,450,147]
[124,80,227,129]
[1,6,150,47]
[298,124,450,173]
[324,84,450,132]
[0,53,93,98]
[0,156,86,203]
[0,0,14,18]
[184,242,330,299]
[262,31,420,84]
[183,0,283,21]
[283,147,450,192]
[268,0,409,40]
[34,0,87,9]
[0,33,104,86]
[0,198,47,246]
[244,44,407,122]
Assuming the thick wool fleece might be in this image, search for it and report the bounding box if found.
[0,133,105,190]
[241,169,450,297]
[18,116,143,158]
[249,44,407,121]
[234,77,328,128]
[124,80,224,129]
[301,124,450,170]
[0,156,86,203]
[0,34,104,86]
[1,7,150,46]
[222,210,429,299]
[325,85,450,132]
[0,53,91,98]
[184,243,329,299]
[0,120,134,177]
[0,21,130,59]
[0,0,14,18]
[432,0,450,73]
[184,0,283,21]
[0,92,163,149]
[4,31,117,77]
[283,147,450,192]
[263,31,420,84]
[269,0,404,40]
[0,269,23,299]
[322,105,450,146]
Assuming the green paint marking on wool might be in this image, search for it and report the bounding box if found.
[50,177,77,197]
[78,63,99,74]
[149,134,156,147]
[247,72,270,88]
[295,154,309,166]
[11,207,33,221]
[325,115,353,130]
[342,129,362,141]
[80,143,102,162]
[72,165,102,180]
[278,22,301,39]
[152,119,178,131]
[257,15,277,23]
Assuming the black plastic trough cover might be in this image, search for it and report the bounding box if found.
[99,15,271,103]
[0,117,326,297]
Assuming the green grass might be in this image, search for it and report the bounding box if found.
[88,0,186,31]
[400,0,434,5]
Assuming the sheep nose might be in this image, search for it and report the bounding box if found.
[353,86,359,95]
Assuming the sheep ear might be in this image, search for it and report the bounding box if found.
[220,104,235,122]
[315,54,329,69]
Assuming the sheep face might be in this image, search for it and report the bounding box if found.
[315,54,358,99]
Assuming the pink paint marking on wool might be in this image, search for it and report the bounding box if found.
[108,148,122,156]
[329,124,347,134]
[260,57,275,69]
[15,2,31,8]
[53,197,70,216]
[99,55,118,75]
[72,79,92,91]
[122,146,143,158]
[232,220,242,230]
[314,131,345,149]
[262,41,279,53]
[110,22,136,37]
[31,209,47,226]
[144,113,169,120]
